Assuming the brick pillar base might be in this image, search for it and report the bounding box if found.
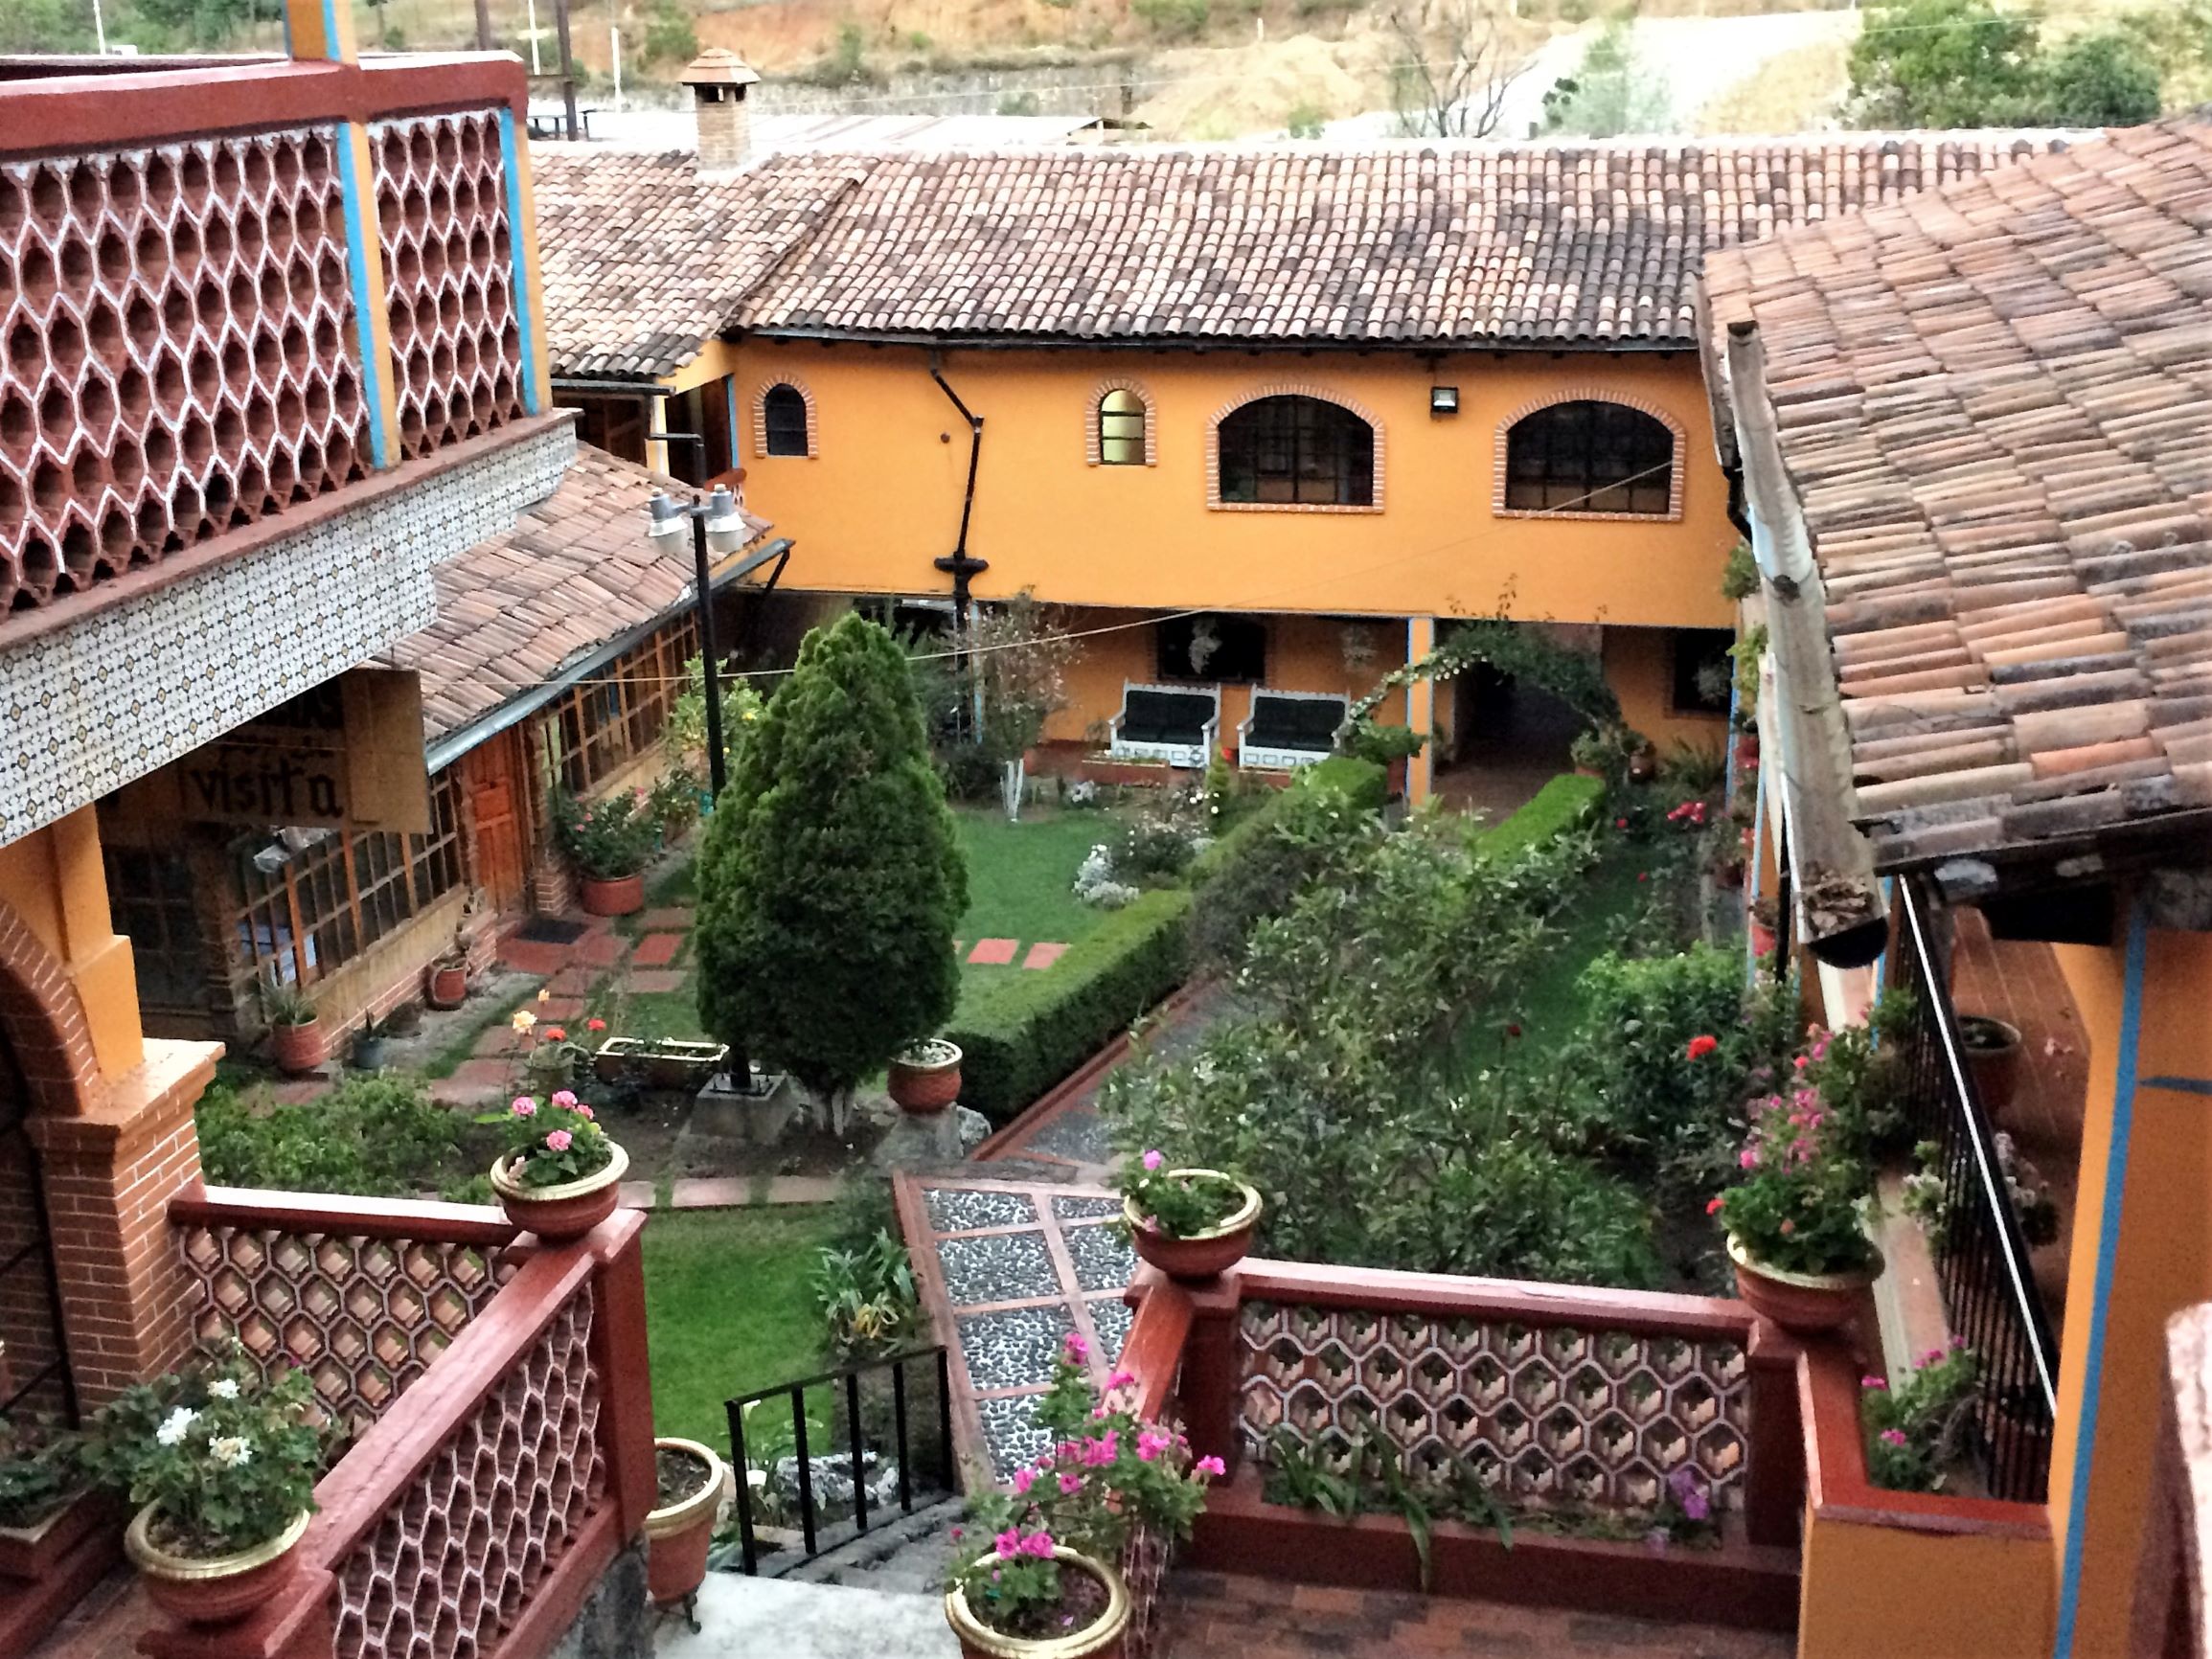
[28,1039,218,1408]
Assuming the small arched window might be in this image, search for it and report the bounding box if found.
[1098,389,1147,466]
[1503,399,1674,515]
[1218,395,1373,507]
[761,384,810,457]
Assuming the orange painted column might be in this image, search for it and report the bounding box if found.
[283,0,355,61]
[2048,918,2212,1657]
[1404,616,1435,806]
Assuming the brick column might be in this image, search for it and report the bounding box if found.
[1174,1274,1246,1478]
[27,1041,217,1408]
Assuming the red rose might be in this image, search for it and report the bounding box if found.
[543,1026,566,1042]
[1686,1034,1720,1060]
[585,1017,607,1033]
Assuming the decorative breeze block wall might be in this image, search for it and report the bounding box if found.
[176,1222,515,1440]
[371,114,524,461]
[0,128,371,613]
[1240,1301,1750,1513]
[331,1294,605,1659]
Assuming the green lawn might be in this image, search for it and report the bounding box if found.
[952,807,1115,1011]
[641,1205,840,1448]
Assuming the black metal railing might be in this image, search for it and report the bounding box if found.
[1889,877,2060,1504]
[726,1346,956,1575]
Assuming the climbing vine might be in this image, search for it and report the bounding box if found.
[1345,617,1623,735]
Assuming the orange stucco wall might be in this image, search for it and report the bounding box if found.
[2047,924,2212,1657]
[731,341,1738,629]
[1041,607,1410,747]
[1799,1512,2052,1659]
[0,808,144,1079]
[1605,625,1730,759]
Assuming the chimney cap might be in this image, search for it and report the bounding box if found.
[682,47,761,89]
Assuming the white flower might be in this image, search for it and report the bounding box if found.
[155,1407,199,1446]
[208,1436,253,1467]
[207,1378,240,1400]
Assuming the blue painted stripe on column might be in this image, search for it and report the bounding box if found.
[318,0,342,57]
[2053,897,2152,1659]
[496,108,542,416]
[2142,1076,2212,1097]
[333,125,390,470]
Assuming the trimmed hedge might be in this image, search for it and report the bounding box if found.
[946,887,1194,1125]
[1475,772,1605,860]
[1188,756,1386,886]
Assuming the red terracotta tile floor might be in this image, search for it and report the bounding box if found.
[1155,1571,1792,1658]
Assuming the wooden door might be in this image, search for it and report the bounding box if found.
[461,737,528,912]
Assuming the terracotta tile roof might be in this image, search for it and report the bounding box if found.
[394,442,765,747]
[1703,119,2212,871]
[531,137,2072,368]
[531,147,868,379]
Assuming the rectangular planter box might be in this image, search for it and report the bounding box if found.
[592,1038,729,1093]
[0,1489,117,1581]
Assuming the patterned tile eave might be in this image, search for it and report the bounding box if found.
[1702,116,2212,870]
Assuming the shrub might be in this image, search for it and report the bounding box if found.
[1862,1342,1979,1492]
[946,889,1191,1124]
[1187,759,1384,966]
[1132,0,1209,37]
[1473,773,1602,862]
[696,613,967,1103]
[196,1075,479,1199]
[554,787,657,880]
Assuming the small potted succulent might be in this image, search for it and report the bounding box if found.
[888,1037,963,1115]
[555,788,657,917]
[259,976,323,1078]
[1956,1014,2023,1117]
[485,1090,627,1240]
[1711,1077,1882,1334]
[1116,1151,1262,1282]
[945,1331,1220,1659]
[643,1437,728,1608]
[101,1359,321,1625]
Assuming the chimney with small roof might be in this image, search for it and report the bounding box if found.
[683,48,761,173]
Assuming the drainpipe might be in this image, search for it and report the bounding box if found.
[928,352,989,734]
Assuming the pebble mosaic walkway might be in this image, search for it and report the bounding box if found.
[897,1175,1136,1481]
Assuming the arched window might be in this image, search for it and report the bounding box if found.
[1098,389,1147,466]
[1218,395,1374,507]
[761,384,810,456]
[1503,399,1675,515]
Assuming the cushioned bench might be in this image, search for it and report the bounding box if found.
[1108,683,1220,768]
[1238,690,1347,770]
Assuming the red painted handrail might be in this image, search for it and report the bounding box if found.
[169,1181,523,1247]
[1235,1257,1757,1343]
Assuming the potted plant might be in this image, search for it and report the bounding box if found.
[945,1331,1220,1659]
[259,976,322,1078]
[1862,1341,1980,1493]
[1116,1151,1263,1282]
[485,1089,627,1240]
[0,1421,107,1581]
[101,1359,321,1625]
[1956,1014,2023,1117]
[426,943,469,1011]
[1749,895,1780,959]
[556,789,657,917]
[644,1438,727,1607]
[351,1011,397,1071]
[1711,1078,1883,1334]
[888,1038,963,1115]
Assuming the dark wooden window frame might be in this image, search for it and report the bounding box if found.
[1502,399,1676,517]
[762,384,810,457]
[1216,395,1376,508]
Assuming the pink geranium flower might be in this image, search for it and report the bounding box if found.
[1063,1331,1089,1363]
[1012,1467,1036,1495]
[511,1097,537,1118]
[1141,1148,1164,1170]
[1195,1455,1225,1478]
[545,1129,573,1152]
[551,1089,578,1109]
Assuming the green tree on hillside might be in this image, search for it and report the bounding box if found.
[1848,0,2163,127]
[694,612,967,1111]
[2037,31,2162,125]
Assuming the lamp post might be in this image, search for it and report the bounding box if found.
[648,485,750,799]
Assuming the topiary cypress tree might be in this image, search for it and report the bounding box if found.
[695,611,968,1107]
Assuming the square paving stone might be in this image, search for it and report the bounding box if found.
[579,932,632,967]
[937,1231,1057,1308]
[957,1303,1076,1393]
[640,907,695,930]
[1064,1222,1136,1294]
[628,968,686,994]
[498,940,570,975]
[1022,943,1068,970]
[967,938,1018,966]
[925,1189,1039,1234]
[632,932,684,968]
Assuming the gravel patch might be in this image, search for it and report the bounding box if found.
[1064,1222,1136,1294]
[936,1231,1057,1308]
[1087,1295,1133,1364]
[976,1393,1054,1481]
[925,1188,1038,1234]
[1026,1104,1114,1165]
[957,1304,1078,1393]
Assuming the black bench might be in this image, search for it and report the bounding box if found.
[1240,691,1346,768]
[1110,684,1220,764]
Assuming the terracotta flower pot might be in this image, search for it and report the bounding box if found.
[579,873,645,917]
[125,1505,310,1626]
[1957,1015,2023,1118]
[1727,1235,1883,1335]
[426,963,468,1010]
[889,1040,963,1115]
[644,1439,728,1606]
[490,1142,629,1241]
[1125,1170,1263,1283]
[268,1018,324,1077]
[946,1546,1129,1659]
[1749,918,1779,958]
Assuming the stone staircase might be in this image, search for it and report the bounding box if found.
[779,1496,968,1597]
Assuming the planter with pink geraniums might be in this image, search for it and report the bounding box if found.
[1709,1061,1882,1335]
[1114,1151,1261,1283]
[944,1331,1222,1659]
[484,1090,627,1241]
